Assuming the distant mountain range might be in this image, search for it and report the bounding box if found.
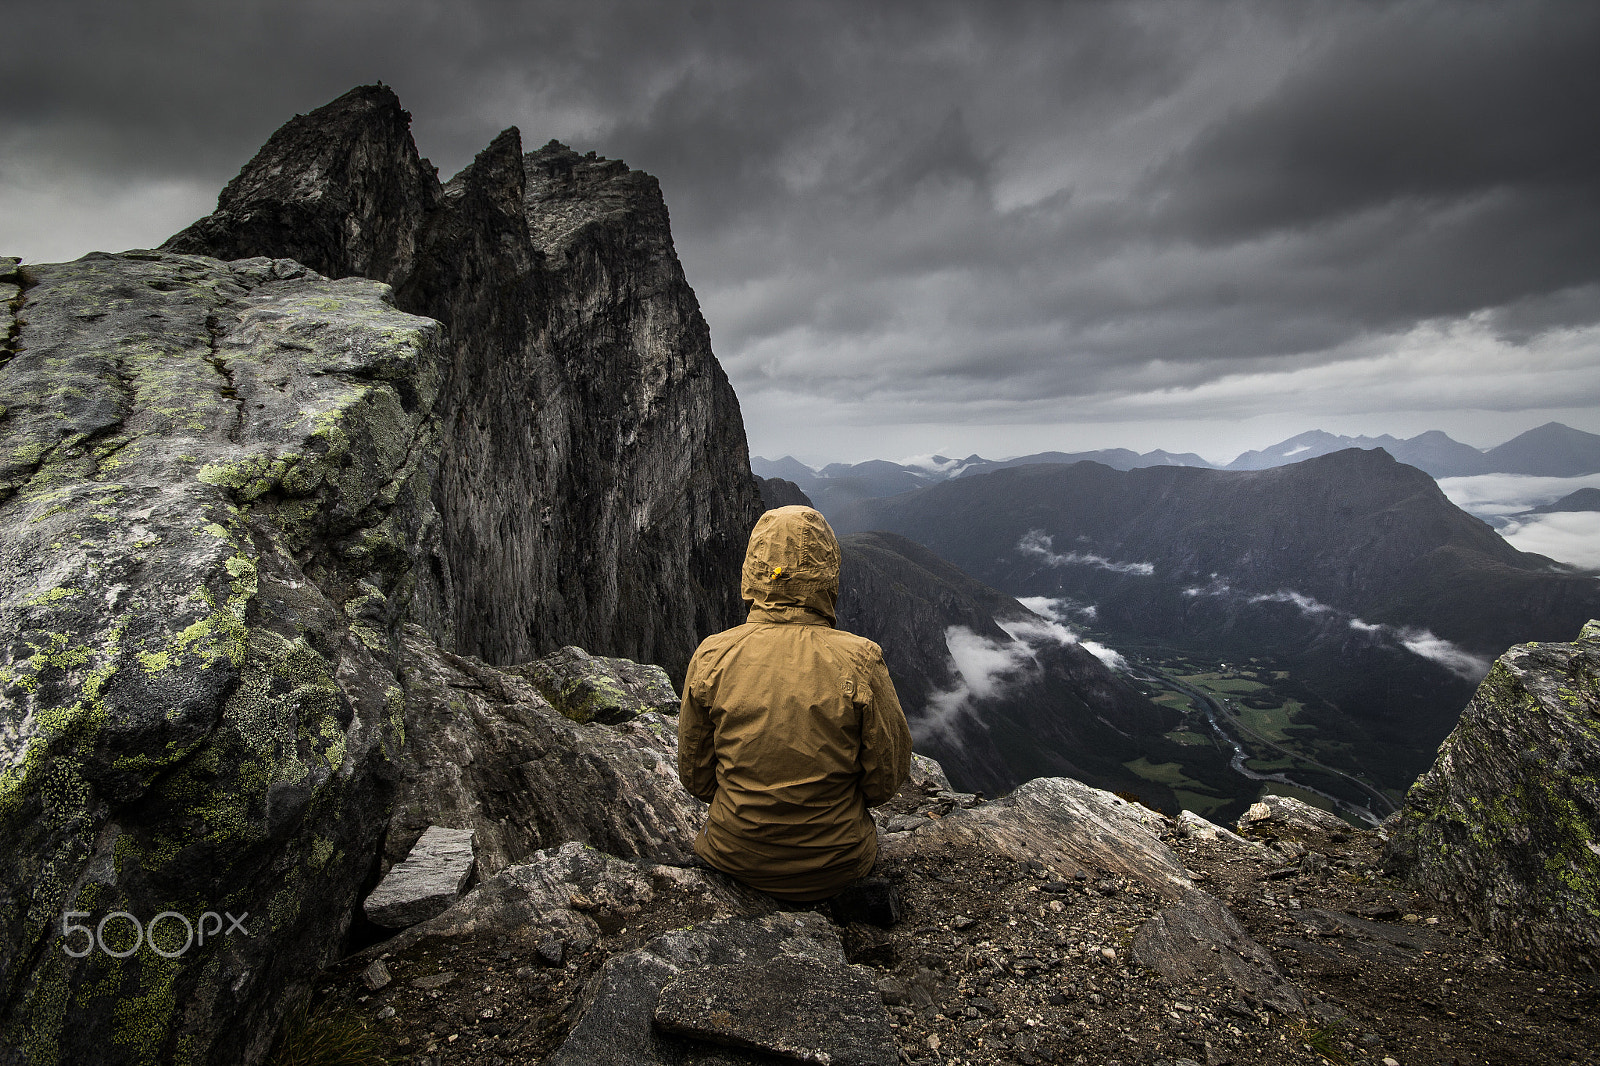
[1223,423,1600,477]
[752,423,1600,511]
[825,449,1600,790]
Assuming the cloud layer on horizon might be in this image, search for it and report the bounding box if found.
[5,1,1599,461]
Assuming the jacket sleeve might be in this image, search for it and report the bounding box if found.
[677,663,719,802]
[858,650,913,807]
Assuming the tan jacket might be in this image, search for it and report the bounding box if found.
[678,506,912,901]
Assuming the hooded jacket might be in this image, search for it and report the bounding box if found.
[678,506,912,901]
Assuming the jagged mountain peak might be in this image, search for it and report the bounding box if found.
[1483,421,1600,476]
[166,82,441,286]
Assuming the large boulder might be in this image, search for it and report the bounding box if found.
[516,644,680,725]
[0,251,446,1064]
[1385,620,1600,972]
[382,632,707,877]
[551,911,896,1066]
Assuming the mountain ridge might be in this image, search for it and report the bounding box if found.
[753,420,1600,500]
[834,448,1600,789]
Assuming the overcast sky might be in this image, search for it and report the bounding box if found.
[5,1,1599,465]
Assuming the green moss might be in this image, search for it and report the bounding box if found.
[137,651,172,674]
[309,837,334,868]
[268,887,301,931]
[384,687,406,751]
[347,624,384,652]
[20,951,70,1066]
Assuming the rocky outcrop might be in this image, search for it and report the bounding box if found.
[754,474,812,510]
[2,82,762,1066]
[166,85,763,680]
[304,759,1600,1064]
[0,251,446,1064]
[1385,620,1600,972]
[382,632,706,877]
[516,645,680,725]
[1238,794,1350,835]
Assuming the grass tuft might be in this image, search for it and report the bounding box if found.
[264,1001,393,1066]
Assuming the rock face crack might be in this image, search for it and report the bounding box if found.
[203,312,247,443]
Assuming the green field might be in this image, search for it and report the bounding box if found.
[1173,789,1233,818]
[1117,648,1397,820]
[1233,699,1302,746]
[1123,757,1208,791]
[1152,691,1196,711]
[1178,673,1266,695]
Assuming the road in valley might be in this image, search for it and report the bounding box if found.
[1131,666,1392,826]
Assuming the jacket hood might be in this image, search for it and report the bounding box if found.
[741,505,840,623]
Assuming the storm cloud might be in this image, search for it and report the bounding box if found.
[5,1,1598,462]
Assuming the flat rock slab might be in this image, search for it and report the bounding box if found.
[364,826,477,929]
[550,911,896,1066]
[654,953,896,1066]
[881,775,1193,896]
[1132,888,1305,1016]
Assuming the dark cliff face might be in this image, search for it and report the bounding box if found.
[166,85,760,678]
[164,86,441,286]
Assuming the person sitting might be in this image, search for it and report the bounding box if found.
[677,505,912,902]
